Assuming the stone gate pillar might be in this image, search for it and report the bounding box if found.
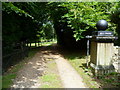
[90,20,117,75]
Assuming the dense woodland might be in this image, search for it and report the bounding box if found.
[2,2,120,70]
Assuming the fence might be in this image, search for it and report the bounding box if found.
[26,39,56,48]
[2,39,57,74]
[2,46,29,74]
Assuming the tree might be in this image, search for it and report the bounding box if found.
[3,2,120,51]
[2,2,49,54]
[47,2,119,48]
[110,1,120,45]
[59,2,118,40]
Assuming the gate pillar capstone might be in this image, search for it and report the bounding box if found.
[90,20,117,75]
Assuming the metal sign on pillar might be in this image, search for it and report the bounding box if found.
[86,35,92,67]
[87,20,117,75]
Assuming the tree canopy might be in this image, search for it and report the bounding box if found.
[50,2,119,40]
[2,2,120,52]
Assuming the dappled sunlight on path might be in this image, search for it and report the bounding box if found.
[11,52,46,88]
[11,44,88,88]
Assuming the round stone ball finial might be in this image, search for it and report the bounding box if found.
[96,19,108,30]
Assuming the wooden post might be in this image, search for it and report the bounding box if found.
[26,40,28,47]
[38,41,40,47]
[30,42,31,48]
[35,41,37,47]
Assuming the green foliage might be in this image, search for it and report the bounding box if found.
[58,2,118,40]
[2,2,51,54]
[98,72,120,87]
[110,2,120,24]
[41,22,55,40]
[3,2,55,44]
[45,2,119,41]
[2,2,33,18]
[110,1,120,45]
[3,2,120,48]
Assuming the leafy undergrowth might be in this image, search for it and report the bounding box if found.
[96,72,120,88]
[2,48,40,89]
[63,50,120,88]
[40,59,63,88]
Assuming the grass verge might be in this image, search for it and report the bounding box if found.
[2,48,39,88]
[68,58,100,88]
[40,59,63,88]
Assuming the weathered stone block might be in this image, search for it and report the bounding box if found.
[90,42,114,66]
